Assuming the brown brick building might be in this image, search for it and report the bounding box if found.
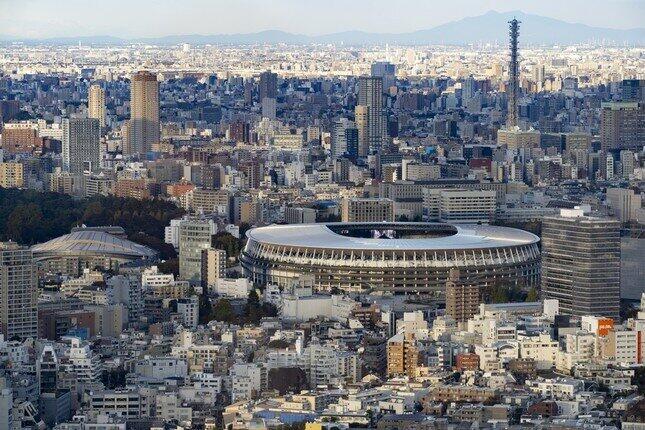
[445,268,481,325]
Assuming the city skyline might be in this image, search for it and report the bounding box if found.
[0,0,643,40]
[0,2,644,428]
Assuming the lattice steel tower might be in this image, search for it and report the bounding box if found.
[507,19,520,128]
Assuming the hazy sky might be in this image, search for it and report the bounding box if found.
[1,0,643,38]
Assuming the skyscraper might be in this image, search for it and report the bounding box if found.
[345,127,359,160]
[357,76,386,154]
[354,104,369,157]
[0,242,38,340]
[259,70,278,101]
[0,100,20,124]
[532,64,545,91]
[371,61,396,91]
[129,71,160,156]
[462,75,476,100]
[243,78,254,105]
[542,207,621,319]
[506,19,520,128]
[620,150,635,179]
[62,118,101,174]
[621,79,644,102]
[261,96,276,120]
[600,102,644,151]
[331,118,358,159]
[88,84,106,129]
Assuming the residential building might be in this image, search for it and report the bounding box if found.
[0,162,24,188]
[387,332,419,378]
[201,248,226,290]
[0,242,37,340]
[357,76,386,154]
[62,118,101,174]
[88,84,106,129]
[600,102,644,151]
[128,70,159,156]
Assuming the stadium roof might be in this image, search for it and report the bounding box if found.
[246,222,538,251]
[32,230,157,260]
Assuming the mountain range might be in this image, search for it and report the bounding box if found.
[1,11,643,46]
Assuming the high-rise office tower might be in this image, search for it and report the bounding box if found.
[600,102,644,151]
[357,76,386,154]
[621,79,644,102]
[371,61,396,91]
[354,105,369,157]
[333,157,351,182]
[0,100,20,125]
[243,78,254,106]
[178,217,218,282]
[532,64,545,90]
[345,127,359,159]
[261,97,276,120]
[331,118,358,159]
[620,150,635,179]
[88,84,106,129]
[0,242,38,340]
[506,19,520,128]
[62,118,101,174]
[542,208,621,319]
[259,70,278,101]
[129,71,159,156]
[462,75,476,100]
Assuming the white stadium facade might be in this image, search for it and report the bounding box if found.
[241,222,540,295]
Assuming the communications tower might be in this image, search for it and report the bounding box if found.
[507,19,520,128]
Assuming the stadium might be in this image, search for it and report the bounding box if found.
[241,222,540,295]
[32,228,158,276]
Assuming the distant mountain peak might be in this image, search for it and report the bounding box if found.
[2,10,643,46]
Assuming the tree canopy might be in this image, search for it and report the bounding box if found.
[200,290,278,326]
[0,188,184,258]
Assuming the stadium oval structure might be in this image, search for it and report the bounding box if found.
[241,222,540,295]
